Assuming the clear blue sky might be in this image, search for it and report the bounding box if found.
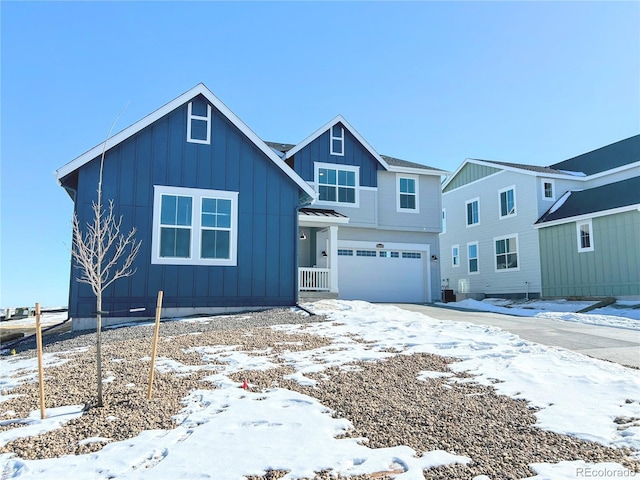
[1,1,638,308]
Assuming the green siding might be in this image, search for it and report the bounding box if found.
[539,210,640,297]
[443,162,501,193]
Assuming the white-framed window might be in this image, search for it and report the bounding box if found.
[466,198,480,227]
[396,174,419,212]
[494,234,519,271]
[187,101,212,145]
[330,125,344,156]
[542,179,555,201]
[152,185,238,266]
[467,242,479,274]
[577,219,594,252]
[498,186,516,219]
[442,208,446,234]
[315,162,359,206]
[452,244,460,267]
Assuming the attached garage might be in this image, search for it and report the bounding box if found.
[337,243,430,303]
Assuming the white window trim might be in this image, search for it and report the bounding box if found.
[465,197,480,227]
[187,102,212,145]
[493,233,520,272]
[498,185,517,219]
[314,162,360,208]
[152,185,238,266]
[541,179,555,201]
[396,174,420,213]
[467,241,479,275]
[577,219,594,252]
[330,125,345,156]
[451,244,459,268]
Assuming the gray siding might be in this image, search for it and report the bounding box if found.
[377,171,442,233]
[440,170,543,297]
[539,210,640,297]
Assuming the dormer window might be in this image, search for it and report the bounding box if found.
[187,101,212,144]
[330,125,344,156]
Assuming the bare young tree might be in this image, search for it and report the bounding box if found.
[71,111,141,407]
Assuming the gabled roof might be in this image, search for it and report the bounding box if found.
[442,158,577,192]
[535,176,640,226]
[476,159,572,176]
[55,83,316,200]
[276,116,445,176]
[380,155,449,175]
[549,134,640,176]
[284,115,391,170]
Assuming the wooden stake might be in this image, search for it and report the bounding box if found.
[35,303,46,419]
[147,291,164,400]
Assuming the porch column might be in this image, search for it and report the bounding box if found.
[328,226,339,293]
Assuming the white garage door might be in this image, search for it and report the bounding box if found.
[337,248,428,303]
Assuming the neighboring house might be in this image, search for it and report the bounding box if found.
[56,84,447,330]
[440,135,640,301]
[534,175,640,298]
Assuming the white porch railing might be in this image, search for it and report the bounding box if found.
[299,267,330,291]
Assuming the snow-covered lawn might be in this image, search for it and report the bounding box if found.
[1,300,639,479]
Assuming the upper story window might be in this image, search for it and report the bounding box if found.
[467,242,479,274]
[577,219,594,252]
[330,125,344,156]
[452,244,459,267]
[499,186,516,219]
[187,101,212,145]
[315,162,359,206]
[495,234,519,271]
[397,175,419,213]
[152,185,238,266]
[466,198,480,227]
[542,179,555,201]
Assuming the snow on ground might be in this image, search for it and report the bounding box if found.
[449,298,640,330]
[1,300,639,479]
[0,311,68,330]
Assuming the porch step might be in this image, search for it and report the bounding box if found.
[298,291,339,303]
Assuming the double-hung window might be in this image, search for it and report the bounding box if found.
[467,242,479,274]
[316,163,358,205]
[542,180,555,201]
[494,234,519,271]
[152,186,238,265]
[330,125,344,156]
[577,219,594,252]
[452,245,459,267]
[187,101,212,144]
[466,198,480,226]
[499,186,516,218]
[397,175,419,212]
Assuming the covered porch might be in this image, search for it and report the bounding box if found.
[297,208,349,297]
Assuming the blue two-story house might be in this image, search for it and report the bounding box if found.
[56,84,447,330]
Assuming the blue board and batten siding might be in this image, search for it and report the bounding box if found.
[290,124,382,186]
[66,95,301,318]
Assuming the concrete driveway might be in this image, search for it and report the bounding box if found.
[394,303,640,369]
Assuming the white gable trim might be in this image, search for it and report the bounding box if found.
[442,158,582,192]
[533,204,640,229]
[284,115,391,171]
[55,83,316,200]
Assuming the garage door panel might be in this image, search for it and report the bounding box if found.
[338,248,426,303]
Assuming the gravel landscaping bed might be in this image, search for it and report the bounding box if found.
[1,308,638,479]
